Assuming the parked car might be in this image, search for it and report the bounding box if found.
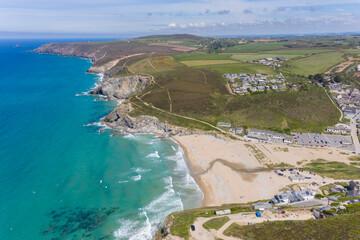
[191,225,195,231]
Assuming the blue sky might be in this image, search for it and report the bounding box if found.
[1,0,360,37]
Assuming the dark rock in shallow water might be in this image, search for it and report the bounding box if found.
[42,206,120,239]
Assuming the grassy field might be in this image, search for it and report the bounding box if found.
[127,56,181,74]
[202,89,340,133]
[202,217,230,231]
[180,60,240,67]
[231,53,302,61]
[125,55,339,133]
[158,204,253,240]
[283,51,346,75]
[224,42,288,53]
[173,53,233,61]
[301,159,360,179]
[343,48,360,55]
[231,49,334,61]
[199,62,277,75]
[223,214,360,240]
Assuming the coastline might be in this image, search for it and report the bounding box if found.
[171,134,358,207]
[34,44,360,217]
[169,137,208,205]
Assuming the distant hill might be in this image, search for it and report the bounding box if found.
[136,34,204,40]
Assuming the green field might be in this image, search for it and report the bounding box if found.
[202,89,340,133]
[181,60,240,67]
[231,53,302,61]
[223,215,360,240]
[85,34,351,134]
[343,48,360,55]
[199,62,277,75]
[231,49,334,61]
[283,51,346,75]
[156,204,253,240]
[119,53,340,133]
[224,42,288,53]
[173,53,233,61]
[301,159,360,179]
[203,217,230,231]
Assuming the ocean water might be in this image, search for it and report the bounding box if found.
[0,39,202,240]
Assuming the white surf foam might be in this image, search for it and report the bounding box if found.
[114,174,185,239]
[114,211,153,240]
[130,175,141,182]
[133,167,151,174]
[118,180,129,184]
[123,134,135,139]
[146,151,160,159]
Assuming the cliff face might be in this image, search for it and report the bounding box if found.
[34,42,103,61]
[89,75,151,101]
[103,103,170,134]
[33,39,192,135]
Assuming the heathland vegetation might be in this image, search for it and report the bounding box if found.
[36,34,360,133]
[113,34,360,133]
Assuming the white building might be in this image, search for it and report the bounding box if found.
[215,209,231,215]
[289,175,305,182]
[296,191,314,201]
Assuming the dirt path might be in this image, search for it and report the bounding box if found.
[191,210,313,240]
[167,90,173,112]
[351,113,360,154]
[225,83,235,95]
[135,93,243,139]
[147,58,159,72]
[324,88,343,122]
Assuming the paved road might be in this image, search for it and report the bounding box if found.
[351,113,360,154]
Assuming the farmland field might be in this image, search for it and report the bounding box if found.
[199,62,277,75]
[231,49,335,61]
[283,51,346,75]
[231,53,302,61]
[180,60,240,67]
[224,42,288,53]
[173,53,233,61]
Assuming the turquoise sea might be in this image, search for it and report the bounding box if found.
[0,39,202,239]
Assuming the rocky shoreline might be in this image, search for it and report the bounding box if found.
[33,43,205,137]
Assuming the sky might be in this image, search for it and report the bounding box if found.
[1,0,360,37]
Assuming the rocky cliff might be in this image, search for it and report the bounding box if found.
[33,39,192,135]
[103,103,169,134]
[89,75,151,101]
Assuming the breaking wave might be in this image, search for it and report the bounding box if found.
[146,151,160,159]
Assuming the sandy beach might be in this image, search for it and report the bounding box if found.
[172,134,356,206]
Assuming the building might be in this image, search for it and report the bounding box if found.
[246,129,293,144]
[218,122,232,128]
[326,124,351,134]
[289,175,305,182]
[284,136,293,144]
[230,127,244,135]
[271,190,314,205]
[349,180,360,190]
[252,202,272,210]
[356,64,360,72]
[215,209,231,215]
[297,190,315,201]
[272,192,293,204]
